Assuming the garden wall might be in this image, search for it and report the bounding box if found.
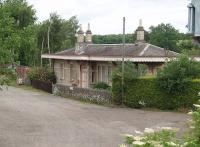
[112,78,200,110]
[53,84,112,104]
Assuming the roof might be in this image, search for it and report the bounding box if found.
[42,43,179,62]
[55,43,178,57]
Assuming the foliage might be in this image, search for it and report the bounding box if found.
[112,62,140,105]
[27,67,56,83]
[149,23,180,52]
[0,0,78,67]
[112,77,200,110]
[93,82,110,90]
[120,100,200,147]
[93,34,136,44]
[37,13,78,53]
[121,128,178,147]
[0,68,16,81]
[178,39,200,56]
[137,64,148,77]
[0,75,9,90]
[156,56,200,94]
[0,0,37,66]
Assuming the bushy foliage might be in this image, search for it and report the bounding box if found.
[137,64,148,77]
[113,77,200,110]
[0,75,9,90]
[157,56,200,94]
[27,67,56,83]
[112,62,140,104]
[149,23,180,52]
[0,68,16,84]
[93,82,110,90]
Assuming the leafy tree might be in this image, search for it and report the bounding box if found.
[93,34,136,44]
[37,13,78,54]
[178,39,200,56]
[0,0,37,66]
[156,55,200,94]
[149,23,180,52]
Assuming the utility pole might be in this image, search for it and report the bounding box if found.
[47,23,51,67]
[41,37,44,67]
[122,17,126,104]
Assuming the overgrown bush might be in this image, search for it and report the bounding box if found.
[0,75,9,90]
[0,68,16,81]
[157,56,200,94]
[27,67,56,83]
[137,64,148,77]
[93,82,110,90]
[112,62,140,104]
[112,77,200,110]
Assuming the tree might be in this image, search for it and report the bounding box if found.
[0,0,37,66]
[178,39,200,55]
[92,34,136,44]
[37,13,78,53]
[149,23,180,52]
[156,55,200,94]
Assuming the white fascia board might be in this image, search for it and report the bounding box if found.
[42,54,171,62]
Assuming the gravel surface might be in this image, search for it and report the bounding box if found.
[0,87,190,147]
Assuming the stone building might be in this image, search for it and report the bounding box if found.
[42,21,178,88]
[188,0,200,42]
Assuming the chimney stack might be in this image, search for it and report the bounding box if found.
[136,19,145,42]
[85,23,92,43]
[76,24,84,43]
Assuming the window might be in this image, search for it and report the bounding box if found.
[60,63,64,80]
[70,64,74,81]
[98,66,101,82]
[70,64,78,82]
[91,65,96,84]
[97,65,112,84]
[108,66,112,84]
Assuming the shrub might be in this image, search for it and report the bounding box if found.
[0,75,9,90]
[93,82,110,90]
[112,62,139,104]
[112,77,200,110]
[0,68,16,81]
[156,55,200,94]
[27,67,56,83]
[137,64,148,77]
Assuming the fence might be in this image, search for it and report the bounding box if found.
[31,79,53,93]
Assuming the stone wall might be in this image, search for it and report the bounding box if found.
[53,84,112,103]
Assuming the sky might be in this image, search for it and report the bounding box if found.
[27,0,189,35]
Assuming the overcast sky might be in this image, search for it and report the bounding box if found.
[27,0,189,35]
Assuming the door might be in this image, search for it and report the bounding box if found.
[80,65,88,88]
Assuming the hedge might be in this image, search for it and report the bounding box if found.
[112,78,200,110]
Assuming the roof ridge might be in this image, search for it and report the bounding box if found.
[139,44,150,56]
[55,48,74,54]
[88,43,136,46]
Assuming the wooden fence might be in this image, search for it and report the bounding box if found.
[31,79,52,93]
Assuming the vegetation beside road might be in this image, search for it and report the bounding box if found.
[112,56,200,110]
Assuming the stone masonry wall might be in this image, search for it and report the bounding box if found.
[53,84,112,103]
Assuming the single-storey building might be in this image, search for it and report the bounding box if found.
[42,21,179,88]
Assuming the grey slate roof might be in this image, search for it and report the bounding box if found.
[54,43,179,58]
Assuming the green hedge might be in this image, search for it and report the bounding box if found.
[112,78,200,110]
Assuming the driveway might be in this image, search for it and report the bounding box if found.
[0,87,189,147]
